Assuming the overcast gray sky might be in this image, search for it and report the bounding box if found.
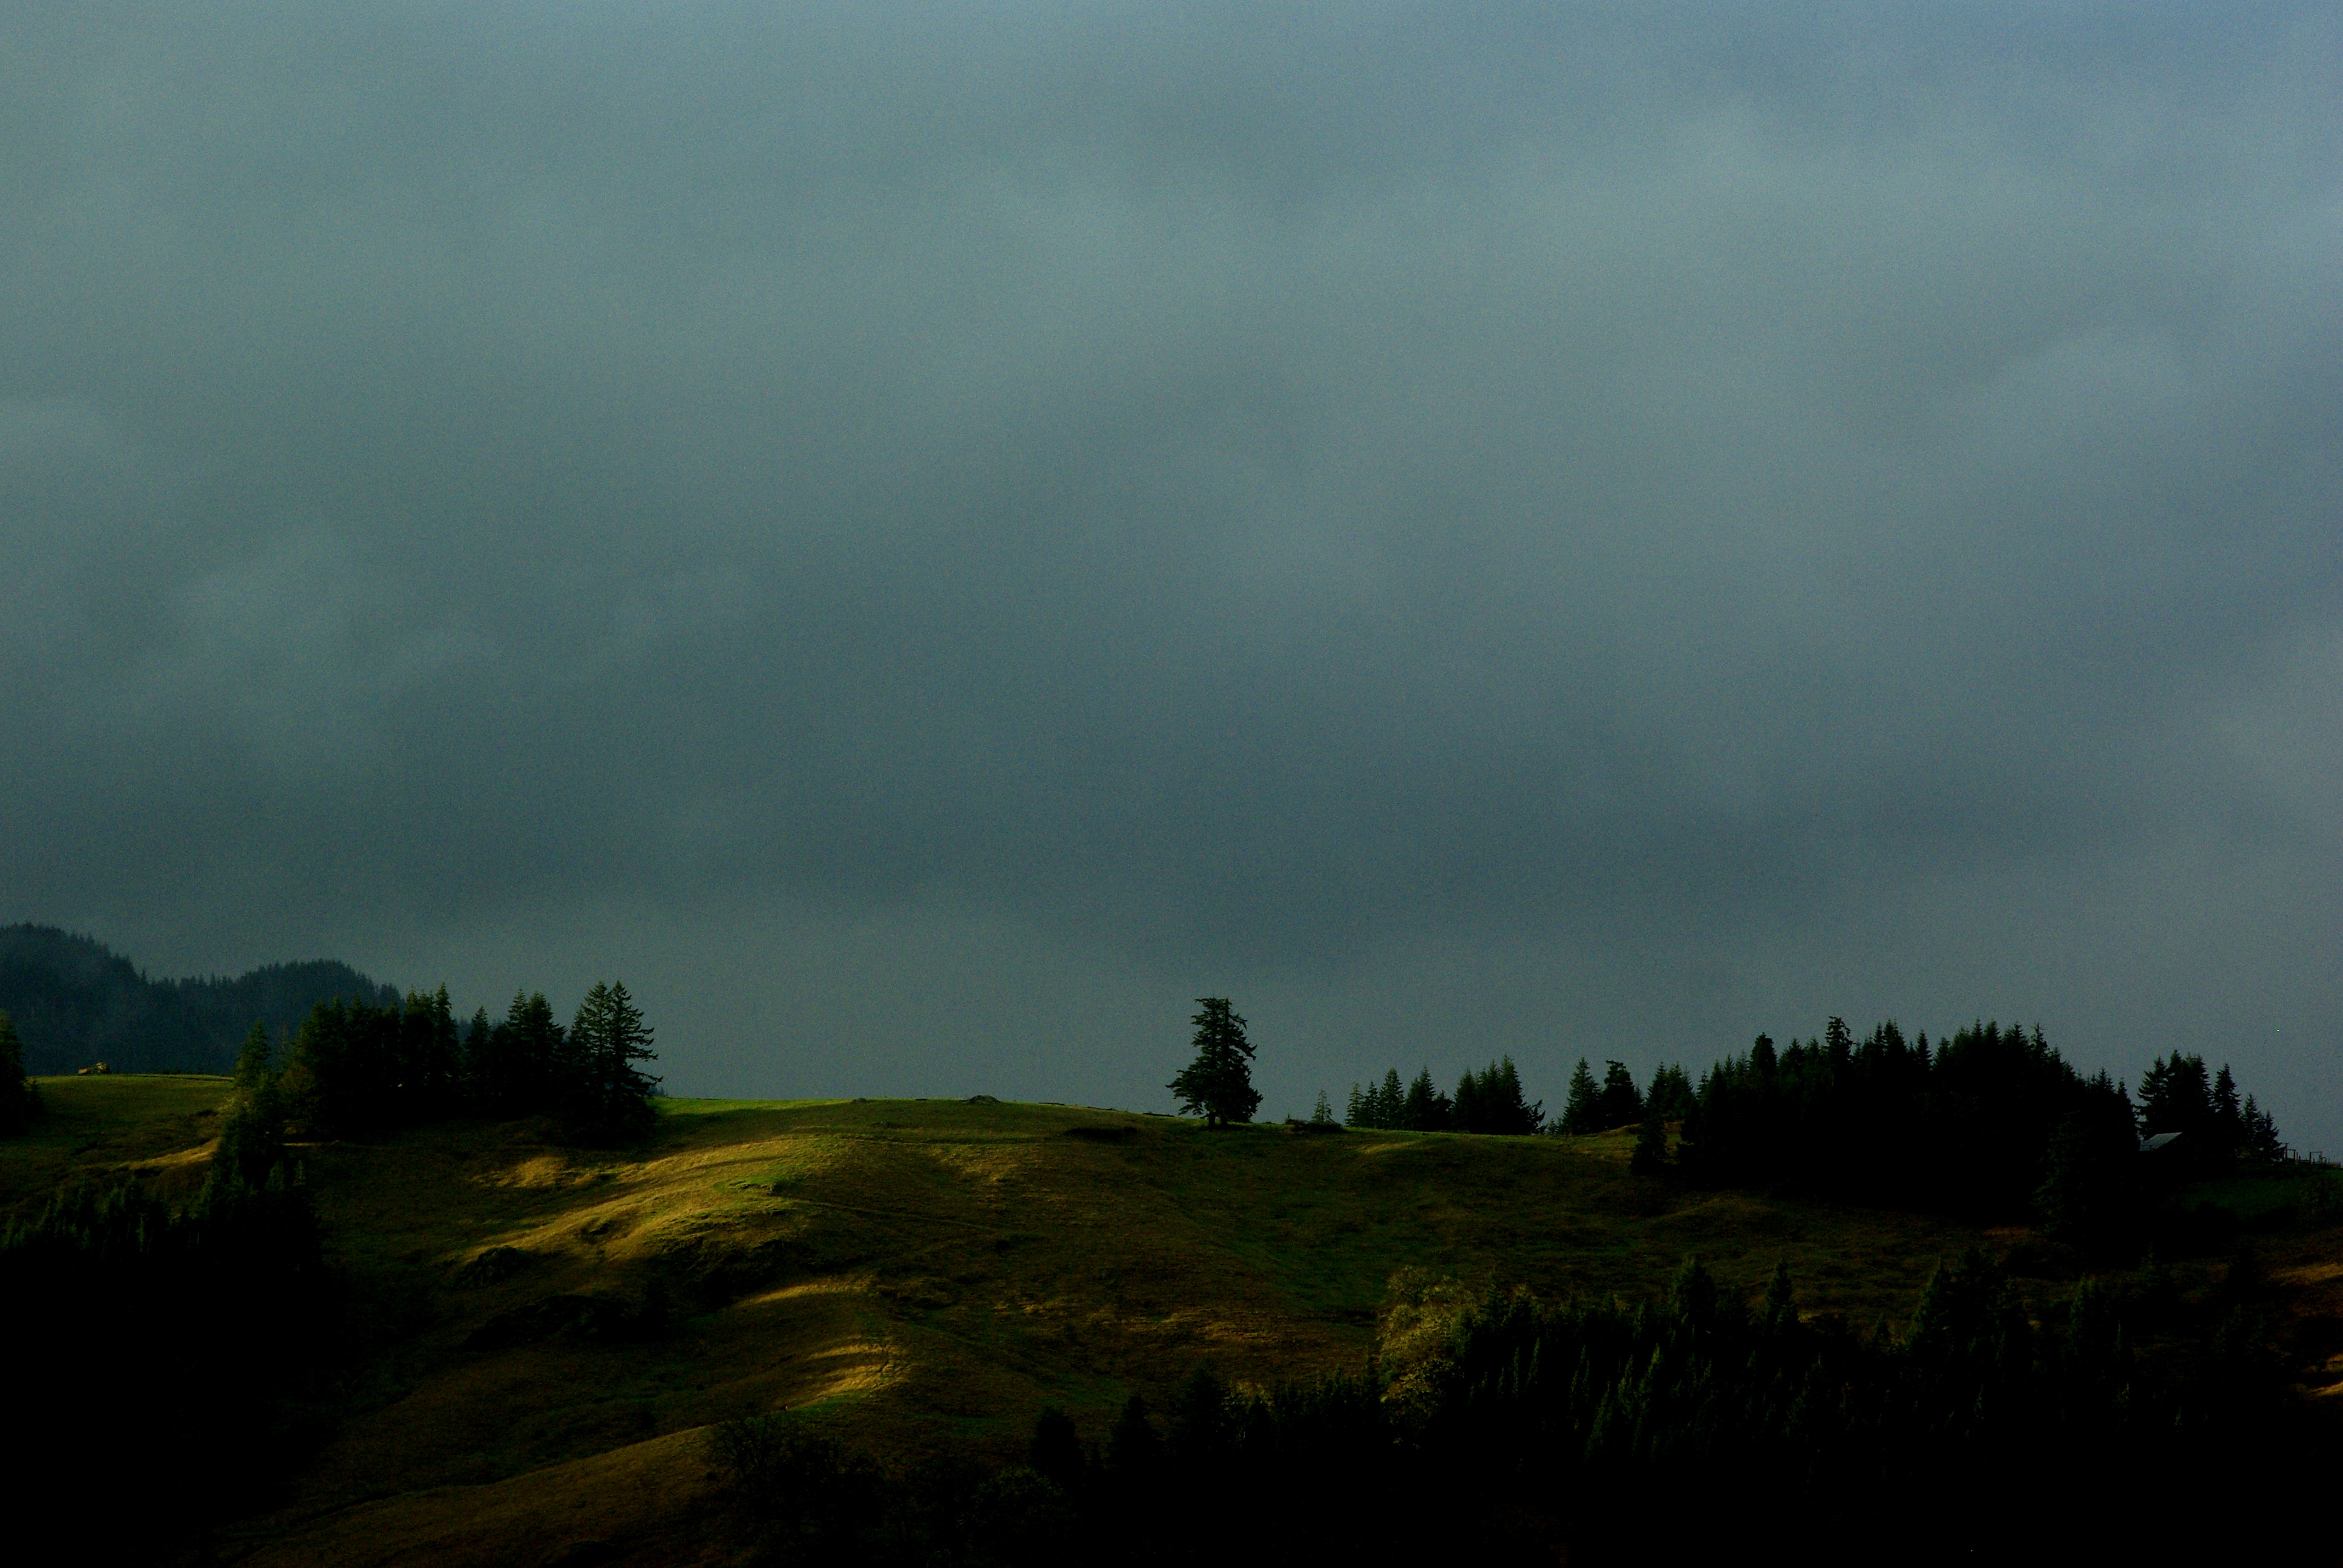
[4,3,2338,1150]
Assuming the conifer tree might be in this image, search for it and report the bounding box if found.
[1411,1066,1455,1132]
[566,980,661,1143]
[2034,1078,2141,1255]
[482,990,565,1118]
[232,1021,274,1089]
[1597,1060,1643,1129]
[1106,1394,1162,1489]
[1631,1100,1670,1174]
[2240,1096,2283,1163]
[2211,1065,2244,1159]
[210,1021,289,1195]
[1645,1063,1696,1122]
[1561,1057,1601,1134]
[1492,1054,1542,1134]
[1028,1405,1084,1490]
[1450,1065,1482,1132]
[1167,998,1260,1129]
[1309,1090,1335,1126]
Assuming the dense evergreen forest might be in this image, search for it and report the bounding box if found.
[0,980,662,1555]
[1345,1056,1544,1134]
[713,1253,2325,1564]
[1344,1018,2293,1252]
[0,923,398,1075]
[1648,1019,2287,1248]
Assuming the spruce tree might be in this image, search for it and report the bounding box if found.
[566,980,661,1143]
[1631,1100,1670,1174]
[210,1021,289,1194]
[1421,1067,1458,1132]
[1597,1060,1643,1129]
[1561,1057,1600,1134]
[2211,1065,2244,1160]
[2240,1096,2283,1163]
[1027,1406,1084,1490]
[1450,1066,1481,1132]
[1167,998,1260,1129]
[1645,1063,1696,1122]
[232,1022,274,1090]
[460,1007,493,1107]
[2034,1083,2141,1256]
[490,990,566,1117]
[1491,1055,1542,1134]
[1106,1394,1162,1489]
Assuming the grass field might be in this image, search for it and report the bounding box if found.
[16,1078,2343,1566]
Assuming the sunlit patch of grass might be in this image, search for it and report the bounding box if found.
[50,1081,2318,1567]
[1,1074,234,1215]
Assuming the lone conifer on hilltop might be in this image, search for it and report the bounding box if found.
[1168,998,1260,1129]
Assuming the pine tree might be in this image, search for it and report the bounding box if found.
[1631,1100,1670,1174]
[210,1021,289,1195]
[1106,1394,1162,1489]
[1167,998,1260,1129]
[1309,1089,1335,1126]
[484,990,566,1118]
[1345,1082,1368,1128]
[1597,1060,1643,1129]
[1432,1067,1468,1132]
[2211,1065,2244,1160]
[566,980,661,1143]
[1645,1063,1696,1122]
[2034,1078,2140,1255]
[1561,1057,1600,1134]
[232,1022,274,1089]
[1375,1068,1404,1128]
[1490,1055,1541,1135]
[1450,1066,1480,1132]
[2240,1096,2283,1163]
[1027,1405,1084,1489]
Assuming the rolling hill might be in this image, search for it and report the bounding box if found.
[7,1077,2341,1566]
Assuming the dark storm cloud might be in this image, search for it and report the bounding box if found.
[3,5,2338,1139]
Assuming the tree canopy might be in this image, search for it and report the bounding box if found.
[1168,998,1260,1129]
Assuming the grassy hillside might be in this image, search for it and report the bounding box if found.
[15,1079,2343,1566]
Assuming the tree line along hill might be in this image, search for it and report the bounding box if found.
[2,986,2340,1564]
[1334,1016,2294,1255]
[0,923,398,1076]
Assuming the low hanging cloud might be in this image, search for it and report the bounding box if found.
[2,4,2338,1143]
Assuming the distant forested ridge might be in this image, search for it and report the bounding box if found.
[0,923,398,1075]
